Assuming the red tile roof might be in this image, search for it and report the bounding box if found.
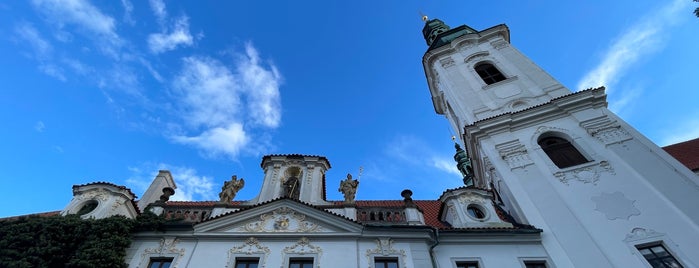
[663,138,699,171]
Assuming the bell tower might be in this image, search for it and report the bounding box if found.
[421,18,699,268]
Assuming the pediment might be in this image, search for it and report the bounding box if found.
[194,199,362,234]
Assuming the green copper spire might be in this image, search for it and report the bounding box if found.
[454,143,474,186]
[422,18,478,51]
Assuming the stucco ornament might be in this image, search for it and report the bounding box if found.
[339,173,359,204]
[623,227,663,242]
[365,238,407,268]
[141,237,185,268]
[283,237,322,256]
[227,237,270,268]
[553,161,615,185]
[592,191,641,220]
[219,175,245,203]
[496,140,534,169]
[580,116,633,146]
[239,207,323,232]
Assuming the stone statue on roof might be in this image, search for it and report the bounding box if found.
[219,175,245,203]
[454,143,474,187]
[339,173,359,204]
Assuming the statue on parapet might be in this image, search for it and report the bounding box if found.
[219,175,245,203]
[454,143,474,186]
[339,173,359,204]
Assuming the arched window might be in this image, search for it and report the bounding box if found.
[538,136,589,168]
[474,62,506,85]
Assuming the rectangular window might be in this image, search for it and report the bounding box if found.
[374,257,399,268]
[235,257,260,268]
[148,258,173,268]
[636,244,684,268]
[523,261,547,268]
[289,257,314,268]
[456,261,479,268]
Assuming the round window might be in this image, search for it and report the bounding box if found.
[77,200,98,215]
[466,205,486,219]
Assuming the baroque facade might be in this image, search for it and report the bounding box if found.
[16,18,699,268]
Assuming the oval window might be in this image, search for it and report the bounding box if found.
[466,205,486,219]
[77,200,98,215]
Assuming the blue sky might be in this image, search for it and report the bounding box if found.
[1,0,698,217]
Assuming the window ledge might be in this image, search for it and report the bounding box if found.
[482,75,518,90]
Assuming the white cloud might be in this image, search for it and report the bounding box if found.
[34,121,46,132]
[14,23,52,59]
[174,56,242,127]
[120,0,135,25]
[173,123,250,158]
[431,157,461,177]
[169,45,283,159]
[149,0,167,24]
[239,43,282,128]
[577,0,689,112]
[148,16,194,54]
[127,163,217,201]
[32,0,119,39]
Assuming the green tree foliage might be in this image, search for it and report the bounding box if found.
[0,213,167,268]
[695,0,699,17]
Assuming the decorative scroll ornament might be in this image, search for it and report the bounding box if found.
[226,237,270,268]
[624,227,663,242]
[365,238,407,268]
[457,192,486,205]
[283,237,322,256]
[237,207,323,233]
[490,39,508,50]
[141,237,185,268]
[553,160,615,185]
[580,117,632,146]
[439,57,455,68]
[496,140,534,169]
[592,191,641,220]
[78,189,110,201]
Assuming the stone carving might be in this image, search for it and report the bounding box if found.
[439,57,455,68]
[623,227,663,242]
[141,237,185,268]
[490,39,508,50]
[592,191,641,220]
[496,140,534,169]
[219,175,245,203]
[365,238,407,268]
[339,173,359,204]
[457,192,485,205]
[78,189,110,201]
[227,237,270,268]
[533,126,569,137]
[283,237,322,256]
[580,117,632,146]
[238,207,323,233]
[553,160,615,185]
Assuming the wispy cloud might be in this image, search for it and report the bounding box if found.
[32,0,119,40]
[127,163,217,201]
[148,0,167,25]
[14,23,66,81]
[170,45,282,159]
[34,121,46,132]
[120,0,135,25]
[148,16,194,54]
[576,0,689,112]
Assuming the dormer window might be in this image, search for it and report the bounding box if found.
[538,136,589,168]
[474,62,506,85]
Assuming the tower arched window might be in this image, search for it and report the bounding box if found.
[474,62,506,85]
[538,136,589,168]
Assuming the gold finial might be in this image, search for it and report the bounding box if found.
[422,15,429,22]
[451,135,456,142]
[358,166,364,180]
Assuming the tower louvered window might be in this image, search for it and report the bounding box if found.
[538,137,589,168]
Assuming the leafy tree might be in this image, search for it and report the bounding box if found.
[695,0,699,17]
[0,213,168,268]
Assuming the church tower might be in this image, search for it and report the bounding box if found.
[422,18,699,267]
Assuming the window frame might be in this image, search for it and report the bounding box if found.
[234,257,260,268]
[455,260,481,268]
[374,257,400,268]
[635,243,685,268]
[518,257,553,268]
[288,257,315,268]
[148,257,174,268]
[537,135,590,169]
[474,62,507,85]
